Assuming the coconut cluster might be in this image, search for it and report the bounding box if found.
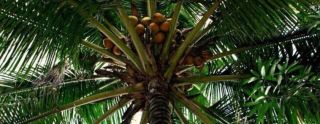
[132,12,171,44]
[102,12,212,69]
[182,50,212,68]
[103,38,122,56]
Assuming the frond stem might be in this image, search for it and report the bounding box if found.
[21,83,144,123]
[102,17,124,38]
[140,104,149,124]
[160,1,183,62]
[174,75,249,87]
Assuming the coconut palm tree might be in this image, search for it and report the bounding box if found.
[0,0,320,123]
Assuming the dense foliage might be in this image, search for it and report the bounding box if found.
[0,0,319,123]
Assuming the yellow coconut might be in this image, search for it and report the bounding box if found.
[128,15,138,26]
[135,24,145,35]
[141,17,152,26]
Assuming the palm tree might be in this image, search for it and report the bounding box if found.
[0,0,320,123]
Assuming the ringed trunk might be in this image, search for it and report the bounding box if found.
[147,78,171,124]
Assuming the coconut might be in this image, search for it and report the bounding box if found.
[149,22,160,33]
[160,21,170,32]
[135,24,145,35]
[128,16,138,26]
[193,56,204,66]
[103,38,114,49]
[113,46,122,56]
[183,55,194,65]
[152,12,166,23]
[201,51,212,60]
[154,32,165,44]
[141,17,152,26]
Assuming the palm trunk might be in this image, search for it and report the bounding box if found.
[147,79,171,124]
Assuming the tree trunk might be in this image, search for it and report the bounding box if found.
[147,78,171,124]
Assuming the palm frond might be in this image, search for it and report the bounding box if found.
[201,59,320,123]
[203,29,320,75]
[0,0,319,123]
[0,1,87,74]
[0,63,125,124]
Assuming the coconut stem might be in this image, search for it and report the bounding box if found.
[147,0,157,17]
[160,1,183,63]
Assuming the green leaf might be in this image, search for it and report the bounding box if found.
[260,66,266,78]
[269,60,279,76]
[254,96,266,103]
[246,77,258,84]
[0,83,13,88]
